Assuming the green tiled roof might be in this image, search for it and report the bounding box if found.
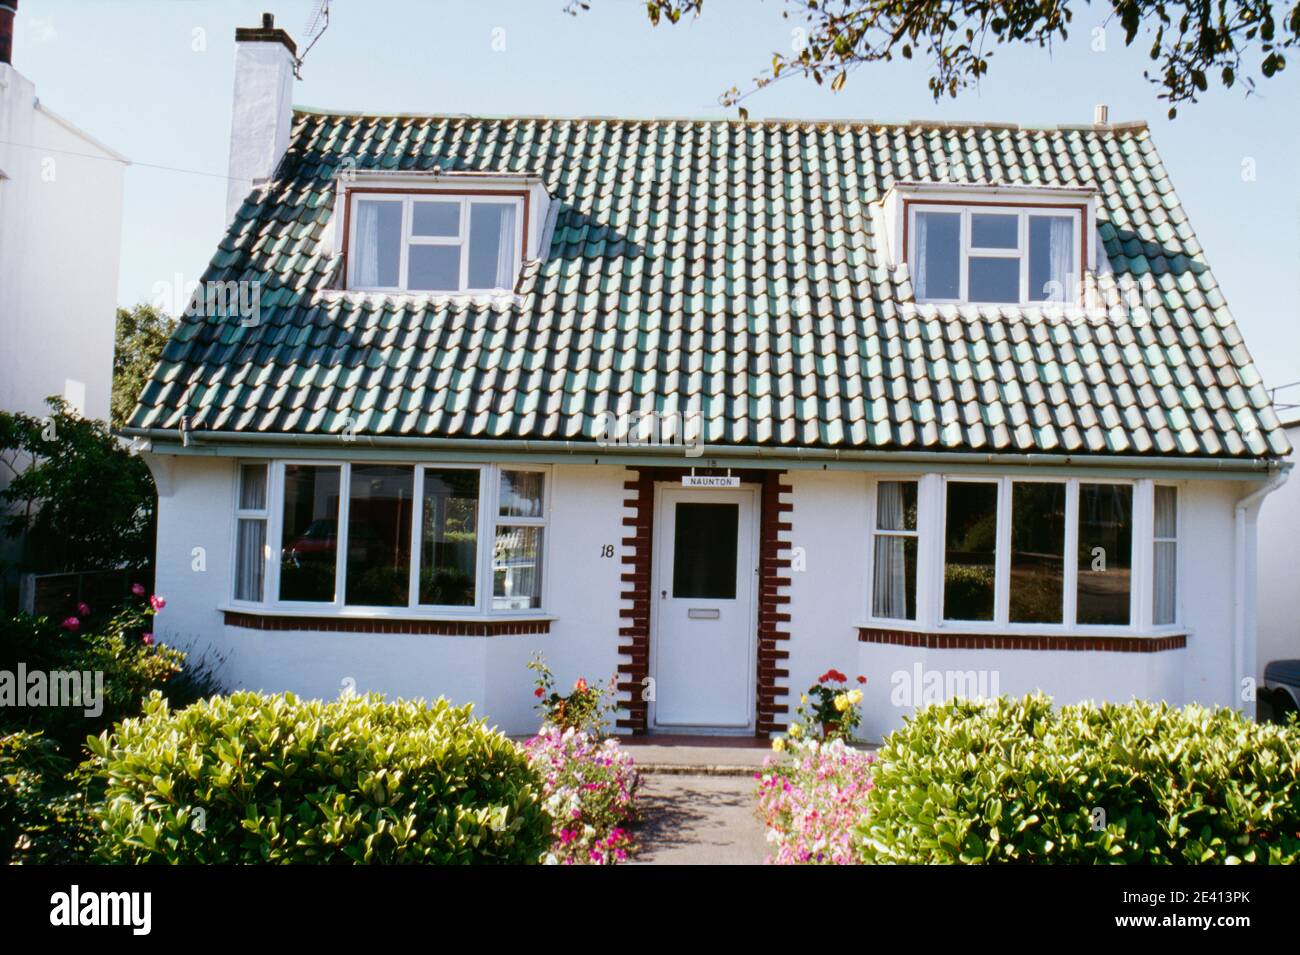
[127,110,1291,460]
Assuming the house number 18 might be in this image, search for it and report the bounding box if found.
[600,544,615,558]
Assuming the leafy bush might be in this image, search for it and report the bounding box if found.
[89,691,550,864]
[524,726,641,864]
[856,694,1300,864]
[755,738,876,865]
[0,590,208,759]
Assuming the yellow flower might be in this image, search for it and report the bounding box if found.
[848,689,863,705]
[771,737,785,753]
[834,694,850,712]
[789,722,803,738]
[801,694,808,705]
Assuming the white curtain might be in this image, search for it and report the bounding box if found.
[1153,486,1177,624]
[1045,215,1074,302]
[355,201,381,287]
[494,204,517,289]
[235,518,266,602]
[873,482,909,618]
[914,213,930,299]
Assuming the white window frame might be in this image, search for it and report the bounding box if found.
[230,461,271,605]
[491,467,551,612]
[865,475,1168,636]
[235,460,551,618]
[346,192,524,295]
[1151,483,1181,629]
[869,477,921,622]
[910,204,1083,306]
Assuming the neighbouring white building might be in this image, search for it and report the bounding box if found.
[0,1,126,423]
[126,16,1293,740]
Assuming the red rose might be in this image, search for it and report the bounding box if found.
[856,675,867,684]
[575,678,588,693]
[149,595,166,611]
[534,687,544,698]
[142,632,155,646]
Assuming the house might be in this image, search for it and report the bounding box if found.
[123,16,1292,740]
[0,1,127,603]
[0,1,126,422]
[1257,403,1300,704]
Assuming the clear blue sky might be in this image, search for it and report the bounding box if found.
[15,0,1300,396]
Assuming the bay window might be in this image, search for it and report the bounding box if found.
[870,476,1168,632]
[911,204,1080,305]
[234,462,548,616]
[349,192,523,294]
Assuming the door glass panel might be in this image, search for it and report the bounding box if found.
[672,502,738,599]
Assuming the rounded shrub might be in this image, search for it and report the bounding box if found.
[856,693,1300,864]
[88,691,550,864]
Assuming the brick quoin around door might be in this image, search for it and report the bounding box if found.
[616,467,792,735]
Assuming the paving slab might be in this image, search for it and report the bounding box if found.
[631,772,770,865]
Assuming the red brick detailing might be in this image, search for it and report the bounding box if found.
[857,627,1187,653]
[616,470,656,733]
[756,472,793,735]
[223,612,550,636]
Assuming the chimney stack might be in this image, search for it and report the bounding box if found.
[1093,103,1109,126]
[0,0,18,66]
[226,12,298,224]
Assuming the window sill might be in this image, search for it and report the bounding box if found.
[856,622,1189,653]
[220,606,554,636]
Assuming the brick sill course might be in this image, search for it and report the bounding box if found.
[858,626,1188,653]
[223,610,551,636]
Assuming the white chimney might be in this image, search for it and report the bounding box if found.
[226,13,297,225]
[1093,103,1109,125]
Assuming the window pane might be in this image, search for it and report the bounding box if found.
[672,503,738,599]
[408,244,461,291]
[872,535,917,620]
[493,525,543,609]
[1153,486,1178,625]
[971,213,1018,249]
[876,480,918,531]
[468,202,518,289]
[345,465,414,607]
[239,463,267,511]
[499,470,544,518]
[1009,482,1066,623]
[944,482,998,621]
[235,518,266,602]
[353,199,401,287]
[412,201,459,237]
[968,256,1020,303]
[279,465,341,602]
[1077,484,1133,625]
[914,211,960,300]
[1028,215,1075,303]
[419,469,479,607]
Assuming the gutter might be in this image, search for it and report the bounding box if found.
[116,426,1283,474]
[1233,468,1290,710]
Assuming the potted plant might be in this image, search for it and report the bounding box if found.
[527,653,616,736]
[789,669,866,742]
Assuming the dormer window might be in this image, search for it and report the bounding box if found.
[345,191,526,294]
[910,204,1082,305]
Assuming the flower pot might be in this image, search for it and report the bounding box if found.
[821,720,841,739]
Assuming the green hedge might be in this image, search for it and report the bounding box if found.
[856,694,1300,864]
[88,691,550,864]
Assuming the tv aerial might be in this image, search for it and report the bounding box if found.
[295,0,331,77]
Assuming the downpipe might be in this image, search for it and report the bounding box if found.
[1234,467,1291,712]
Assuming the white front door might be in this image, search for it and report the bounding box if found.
[650,485,758,731]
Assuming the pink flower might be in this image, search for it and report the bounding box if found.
[149,594,166,611]
[60,616,80,633]
[142,632,155,646]
[574,678,588,693]
[76,601,91,616]
[131,583,146,596]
